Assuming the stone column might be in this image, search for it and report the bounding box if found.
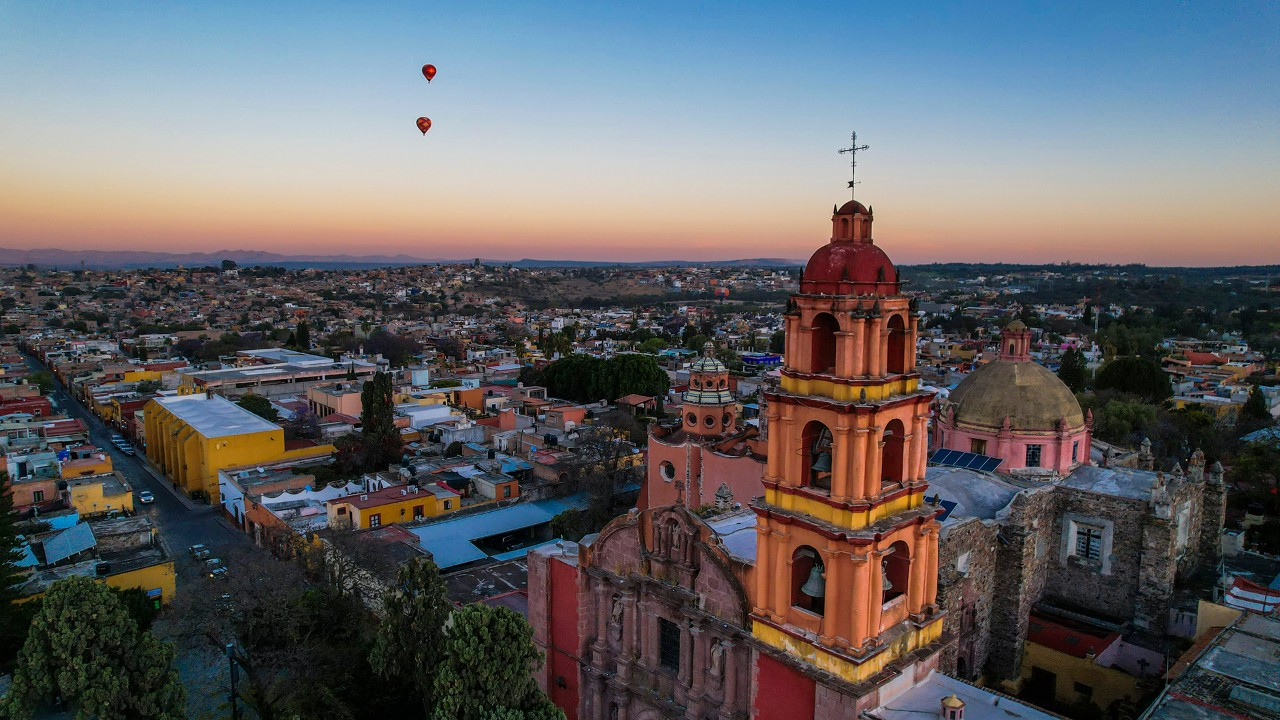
[867,549,886,641]
[913,414,930,481]
[835,331,856,378]
[593,582,611,653]
[772,529,792,618]
[718,641,739,720]
[925,527,939,607]
[766,404,783,481]
[908,526,929,615]
[782,415,798,486]
[907,423,922,486]
[820,545,844,645]
[867,433,885,498]
[618,590,638,677]
[754,523,774,618]
[831,424,852,501]
[851,318,867,376]
[852,428,871,500]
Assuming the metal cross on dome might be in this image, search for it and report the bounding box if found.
[838,131,869,201]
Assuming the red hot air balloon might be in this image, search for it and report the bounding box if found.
[422,64,437,82]
[416,117,432,135]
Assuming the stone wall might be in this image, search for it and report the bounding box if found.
[936,516,1000,681]
[987,487,1058,680]
[1044,489,1148,622]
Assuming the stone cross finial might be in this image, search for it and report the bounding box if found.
[1208,461,1225,487]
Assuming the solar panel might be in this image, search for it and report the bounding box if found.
[928,448,1003,473]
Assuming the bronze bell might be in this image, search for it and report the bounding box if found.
[811,451,833,474]
[800,565,826,598]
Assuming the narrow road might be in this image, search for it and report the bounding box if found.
[25,355,248,561]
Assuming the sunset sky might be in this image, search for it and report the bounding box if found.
[2,2,1277,265]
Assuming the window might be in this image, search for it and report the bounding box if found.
[658,618,681,671]
[503,485,512,499]
[1073,682,1093,699]
[704,416,715,428]
[369,514,382,528]
[1025,444,1042,468]
[791,546,824,615]
[659,461,676,482]
[686,412,697,426]
[413,505,424,520]
[1075,524,1103,561]
[32,490,44,503]
[955,552,971,575]
[1072,441,1079,463]
[803,422,833,491]
[970,439,987,455]
[337,506,347,515]
[443,500,452,511]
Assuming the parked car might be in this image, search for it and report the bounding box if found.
[188,544,210,560]
[209,566,229,580]
[138,490,154,504]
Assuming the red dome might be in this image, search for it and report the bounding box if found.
[800,240,898,294]
[836,200,870,215]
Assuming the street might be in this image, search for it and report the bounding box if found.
[24,355,249,563]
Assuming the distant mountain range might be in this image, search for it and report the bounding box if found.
[0,247,804,270]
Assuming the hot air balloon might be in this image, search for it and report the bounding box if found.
[416,117,432,135]
[422,64,437,82]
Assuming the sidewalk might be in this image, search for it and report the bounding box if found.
[136,453,201,512]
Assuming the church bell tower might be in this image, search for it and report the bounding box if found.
[751,196,944,683]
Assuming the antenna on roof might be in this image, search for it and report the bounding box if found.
[837,131,869,201]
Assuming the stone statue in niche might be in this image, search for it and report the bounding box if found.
[710,638,725,678]
[610,594,624,643]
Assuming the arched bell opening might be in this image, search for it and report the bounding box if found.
[791,546,825,615]
[882,540,911,603]
[886,313,908,375]
[801,421,833,492]
[807,313,839,374]
[881,419,906,489]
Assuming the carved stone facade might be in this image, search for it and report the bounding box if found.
[577,506,753,720]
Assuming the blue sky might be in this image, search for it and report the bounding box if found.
[1,2,1277,263]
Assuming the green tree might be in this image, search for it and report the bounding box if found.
[1057,348,1090,393]
[431,605,563,720]
[296,319,311,351]
[28,370,55,395]
[238,393,280,423]
[5,576,185,720]
[360,371,402,470]
[1241,386,1272,427]
[769,329,786,354]
[0,471,33,672]
[370,558,451,718]
[1094,356,1172,402]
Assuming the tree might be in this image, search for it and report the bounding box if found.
[431,605,563,720]
[0,471,32,672]
[1057,348,1090,393]
[5,576,185,720]
[365,329,423,367]
[28,370,54,395]
[1094,356,1172,402]
[360,371,402,471]
[238,393,280,423]
[370,558,452,718]
[221,259,238,271]
[296,319,311,351]
[769,329,786,354]
[1241,386,1272,429]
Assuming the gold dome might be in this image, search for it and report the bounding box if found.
[949,359,1085,432]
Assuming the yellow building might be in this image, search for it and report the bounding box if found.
[327,483,463,529]
[1017,613,1143,712]
[17,517,177,606]
[65,472,135,517]
[144,393,334,503]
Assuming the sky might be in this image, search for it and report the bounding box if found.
[1,2,1277,265]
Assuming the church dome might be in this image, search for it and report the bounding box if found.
[690,355,727,374]
[801,241,897,288]
[948,359,1085,432]
[837,199,870,215]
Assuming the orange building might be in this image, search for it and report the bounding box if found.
[753,198,943,686]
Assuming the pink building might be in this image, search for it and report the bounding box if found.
[642,343,765,511]
[936,321,1092,476]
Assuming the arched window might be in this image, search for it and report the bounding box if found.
[791,546,825,615]
[883,540,910,603]
[801,421,833,491]
[886,314,907,375]
[1009,342,1015,354]
[881,419,906,488]
[808,313,839,374]
[839,217,850,239]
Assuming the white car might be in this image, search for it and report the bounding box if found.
[138,490,155,504]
